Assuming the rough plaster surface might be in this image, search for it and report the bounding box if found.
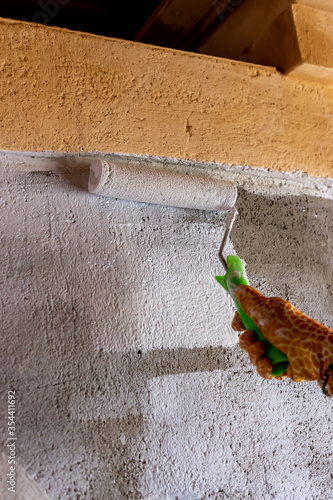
[0,18,333,178]
[0,152,333,500]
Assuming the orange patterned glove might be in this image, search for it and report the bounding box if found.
[231,285,333,396]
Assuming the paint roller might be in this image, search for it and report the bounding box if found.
[88,159,333,396]
[88,158,289,377]
[88,159,237,211]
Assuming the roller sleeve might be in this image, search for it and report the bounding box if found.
[88,159,237,211]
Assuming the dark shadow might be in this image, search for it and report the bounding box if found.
[232,187,333,325]
[56,156,91,191]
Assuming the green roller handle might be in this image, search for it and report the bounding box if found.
[215,255,289,377]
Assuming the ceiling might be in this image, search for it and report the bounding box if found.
[0,1,310,72]
[0,1,258,55]
[0,0,163,40]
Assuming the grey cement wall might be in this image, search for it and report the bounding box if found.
[0,152,333,500]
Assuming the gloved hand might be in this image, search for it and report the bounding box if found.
[231,285,333,396]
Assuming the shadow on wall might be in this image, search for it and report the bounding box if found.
[233,187,333,327]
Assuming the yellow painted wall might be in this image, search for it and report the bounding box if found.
[0,18,332,178]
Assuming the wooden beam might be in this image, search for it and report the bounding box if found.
[226,6,301,72]
[197,0,291,60]
[0,18,332,178]
[198,1,333,74]
[236,3,333,73]
[292,3,333,68]
[295,0,333,12]
[135,0,212,48]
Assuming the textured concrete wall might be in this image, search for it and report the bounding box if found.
[0,152,333,499]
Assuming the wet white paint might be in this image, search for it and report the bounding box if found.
[0,152,332,500]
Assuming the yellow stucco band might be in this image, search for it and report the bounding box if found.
[0,17,332,178]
